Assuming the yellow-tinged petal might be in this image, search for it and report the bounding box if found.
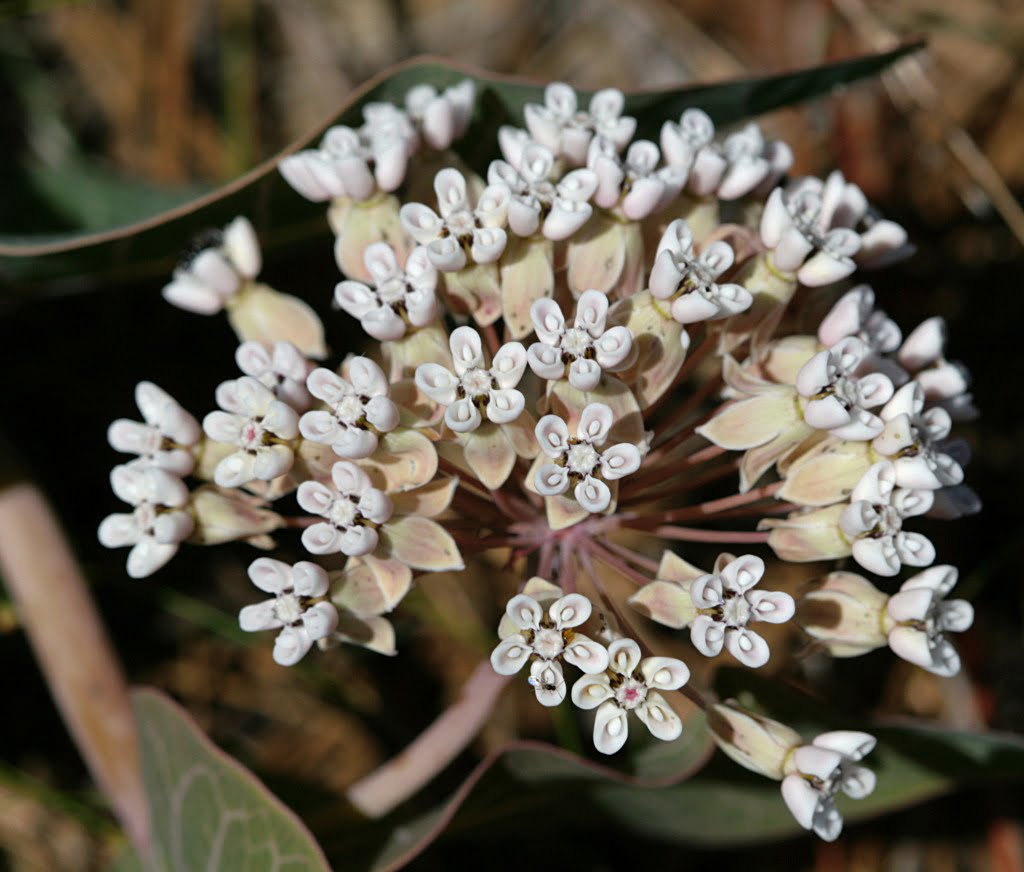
[607,290,686,410]
[567,212,628,297]
[656,550,708,585]
[359,429,438,493]
[382,324,452,383]
[760,335,821,386]
[391,476,458,519]
[761,505,850,563]
[331,613,397,656]
[502,408,540,459]
[500,235,554,338]
[443,262,503,327]
[548,376,645,447]
[331,555,413,617]
[227,283,327,359]
[545,493,591,531]
[383,516,464,572]
[697,391,801,452]
[738,424,815,492]
[334,194,409,282]
[462,423,516,490]
[187,485,283,545]
[628,580,697,629]
[779,440,874,507]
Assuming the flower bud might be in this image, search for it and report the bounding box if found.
[187,485,284,546]
[708,700,802,779]
[796,571,888,656]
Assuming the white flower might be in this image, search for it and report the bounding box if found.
[278,111,416,202]
[202,376,300,487]
[588,138,684,220]
[162,217,261,314]
[898,317,977,420]
[712,122,793,200]
[239,558,339,666]
[522,82,636,166]
[534,403,642,513]
[781,731,876,842]
[491,592,609,706]
[415,327,527,433]
[886,565,973,677]
[649,219,752,342]
[839,462,936,577]
[299,357,399,459]
[817,285,902,355]
[874,382,964,490]
[688,555,795,668]
[297,461,392,557]
[404,79,475,150]
[488,142,598,240]
[660,108,718,183]
[335,243,438,341]
[527,290,633,391]
[796,337,895,440]
[400,169,510,271]
[107,381,200,476]
[571,638,689,754]
[235,340,314,412]
[98,464,193,579]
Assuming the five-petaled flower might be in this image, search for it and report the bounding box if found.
[297,461,393,557]
[522,82,635,166]
[781,731,877,842]
[689,554,795,668]
[571,638,689,754]
[107,381,200,477]
[527,290,634,391]
[239,558,339,666]
[491,591,609,706]
[299,357,399,460]
[534,403,642,513]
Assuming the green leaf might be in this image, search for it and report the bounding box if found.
[0,45,921,296]
[361,708,712,871]
[586,669,1024,846]
[128,687,330,872]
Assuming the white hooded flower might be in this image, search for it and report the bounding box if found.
[98,464,193,579]
[781,731,877,842]
[335,243,438,341]
[239,558,339,666]
[297,461,392,557]
[817,285,902,355]
[588,138,684,220]
[278,109,416,202]
[162,217,261,314]
[874,382,964,490]
[886,565,973,677]
[571,638,689,754]
[839,462,936,577]
[688,555,795,668]
[491,592,610,706]
[235,340,314,412]
[415,327,527,433]
[649,219,752,343]
[107,381,201,476]
[488,142,598,240]
[522,82,636,166]
[898,317,977,420]
[712,122,793,200]
[533,403,642,513]
[202,376,300,487]
[796,337,895,440]
[660,108,717,184]
[400,168,510,271]
[527,290,633,391]
[404,79,475,150]
[299,357,399,460]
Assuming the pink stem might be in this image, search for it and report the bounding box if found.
[626,482,783,529]
[640,525,772,544]
[599,538,661,574]
[347,661,509,818]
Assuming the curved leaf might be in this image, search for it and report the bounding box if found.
[1,45,922,295]
[130,688,330,871]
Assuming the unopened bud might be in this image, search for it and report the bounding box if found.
[708,700,802,779]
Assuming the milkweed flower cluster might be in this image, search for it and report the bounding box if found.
[98,77,979,842]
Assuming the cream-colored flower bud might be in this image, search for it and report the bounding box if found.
[187,485,284,546]
[796,571,889,657]
[708,700,802,780]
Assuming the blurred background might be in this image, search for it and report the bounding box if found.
[0,0,1022,869]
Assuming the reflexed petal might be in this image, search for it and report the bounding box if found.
[851,537,901,577]
[812,731,876,761]
[449,325,485,374]
[527,343,565,381]
[594,326,632,369]
[491,341,528,388]
[490,634,532,674]
[599,443,641,480]
[725,627,771,668]
[636,691,683,741]
[574,476,611,513]
[571,674,613,710]
[781,774,821,831]
[690,614,725,657]
[639,657,690,691]
[689,574,724,609]
[239,600,282,632]
[296,481,336,516]
[607,638,642,677]
[593,701,630,754]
